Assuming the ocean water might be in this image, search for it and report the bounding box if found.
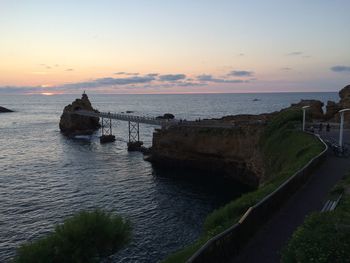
[0,92,338,262]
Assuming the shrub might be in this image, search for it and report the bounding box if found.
[14,210,131,263]
[282,174,350,263]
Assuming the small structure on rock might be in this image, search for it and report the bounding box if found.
[59,92,100,136]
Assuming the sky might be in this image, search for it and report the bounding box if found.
[0,0,349,95]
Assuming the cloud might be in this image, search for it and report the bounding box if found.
[197,74,245,83]
[66,68,74,71]
[330,65,350,73]
[159,74,186,81]
[238,53,244,56]
[147,73,159,77]
[63,75,157,89]
[228,70,254,77]
[39,64,52,69]
[287,51,303,56]
[281,67,292,71]
[0,85,44,94]
[114,72,139,75]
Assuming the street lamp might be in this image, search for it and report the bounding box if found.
[302,106,310,132]
[339,108,350,149]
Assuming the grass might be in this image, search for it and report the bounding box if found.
[162,109,325,263]
[281,173,350,263]
[14,209,131,263]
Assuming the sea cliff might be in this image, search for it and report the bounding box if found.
[150,117,269,187]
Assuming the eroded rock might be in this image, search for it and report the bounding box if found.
[59,92,100,135]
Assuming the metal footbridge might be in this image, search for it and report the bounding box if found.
[72,109,236,146]
[74,110,179,126]
[73,110,179,145]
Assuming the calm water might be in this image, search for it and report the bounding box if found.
[0,92,338,262]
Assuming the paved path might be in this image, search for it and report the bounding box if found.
[232,132,350,263]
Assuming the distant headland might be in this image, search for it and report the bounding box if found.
[0,106,13,113]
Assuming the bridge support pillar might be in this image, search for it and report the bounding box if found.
[127,121,143,151]
[100,116,115,143]
[128,121,140,142]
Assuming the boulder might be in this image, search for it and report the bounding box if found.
[338,85,350,122]
[156,113,175,120]
[339,85,350,100]
[59,92,100,135]
[339,85,350,109]
[324,85,350,121]
[325,101,341,120]
[0,106,13,113]
[291,99,324,119]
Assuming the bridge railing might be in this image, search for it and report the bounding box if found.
[73,110,179,126]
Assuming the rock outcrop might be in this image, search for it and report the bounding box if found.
[291,100,324,119]
[324,85,350,121]
[325,100,341,120]
[0,106,13,113]
[149,122,265,187]
[59,93,100,135]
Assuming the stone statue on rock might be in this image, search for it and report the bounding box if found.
[59,92,100,136]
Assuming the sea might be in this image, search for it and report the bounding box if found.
[0,92,339,262]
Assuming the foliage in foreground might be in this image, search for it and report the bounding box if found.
[281,174,350,263]
[14,209,131,263]
[162,109,325,263]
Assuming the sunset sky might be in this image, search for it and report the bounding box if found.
[1,0,349,94]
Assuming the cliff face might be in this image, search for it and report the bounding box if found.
[59,93,100,135]
[150,124,265,187]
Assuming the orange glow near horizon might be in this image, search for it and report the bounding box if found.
[40,92,56,96]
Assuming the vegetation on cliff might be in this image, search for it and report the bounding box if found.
[163,109,324,263]
[281,173,350,263]
[14,210,131,263]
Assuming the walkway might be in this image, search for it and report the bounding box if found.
[232,131,350,263]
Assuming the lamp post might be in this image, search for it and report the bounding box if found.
[302,106,310,132]
[339,108,350,150]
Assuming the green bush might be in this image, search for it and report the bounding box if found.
[162,109,324,263]
[282,174,350,263]
[14,209,131,263]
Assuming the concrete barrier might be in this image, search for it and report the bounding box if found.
[187,133,328,263]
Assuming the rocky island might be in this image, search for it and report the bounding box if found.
[59,92,100,136]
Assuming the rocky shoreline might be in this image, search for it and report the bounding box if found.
[148,85,350,187]
[58,85,349,187]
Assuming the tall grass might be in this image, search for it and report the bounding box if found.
[14,209,131,263]
[162,109,324,263]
